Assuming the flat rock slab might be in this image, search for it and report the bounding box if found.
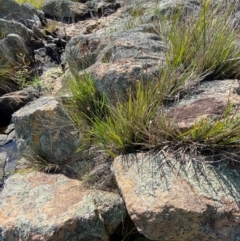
[112,152,240,241]
[0,171,126,241]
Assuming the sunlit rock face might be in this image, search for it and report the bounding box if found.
[0,171,126,241]
[112,152,240,241]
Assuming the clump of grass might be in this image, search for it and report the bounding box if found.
[23,151,75,174]
[30,154,62,173]
[22,145,81,177]
[69,72,240,159]
[67,72,164,156]
[178,104,240,148]
[85,80,163,156]
[69,74,240,159]
[155,65,203,99]
[130,4,145,18]
[15,0,44,9]
[67,0,240,163]
[146,103,240,160]
[0,44,39,94]
[68,72,109,125]
[153,0,240,79]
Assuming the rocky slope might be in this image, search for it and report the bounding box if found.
[1,0,240,240]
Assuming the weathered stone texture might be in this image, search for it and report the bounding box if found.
[0,0,43,28]
[112,152,240,241]
[0,88,39,127]
[0,172,126,241]
[65,27,166,100]
[42,0,90,21]
[12,97,80,163]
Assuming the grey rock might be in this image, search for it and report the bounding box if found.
[5,130,15,144]
[1,140,18,178]
[0,88,39,127]
[0,135,8,146]
[0,131,15,146]
[166,79,240,131]
[22,3,46,27]
[0,0,43,28]
[86,0,121,17]
[0,34,33,65]
[34,42,62,66]
[0,19,36,45]
[4,124,15,134]
[42,0,90,22]
[112,152,240,241]
[0,20,43,89]
[0,123,17,148]
[12,97,81,164]
[66,27,166,100]
[34,47,47,57]
[65,33,102,70]
[0,172,126,241]
[0,143,19,188]
[0,19,42,70]
[0,18,45,96]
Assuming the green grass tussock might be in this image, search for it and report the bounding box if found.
[68,72,109,125]
[69,70,240,159]
[149,104,240,152]
[178,104,240,148]
[89,80,162,156]
[153,0,240,79]
[66,1,240,161]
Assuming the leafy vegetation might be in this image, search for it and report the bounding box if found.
[18,74,42,89]
[22,149,77,175]
[122,0,240,79]
[147,104,240,153]
[6,0,240,238]
[123,4,146,30]
[0,44,40,94]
